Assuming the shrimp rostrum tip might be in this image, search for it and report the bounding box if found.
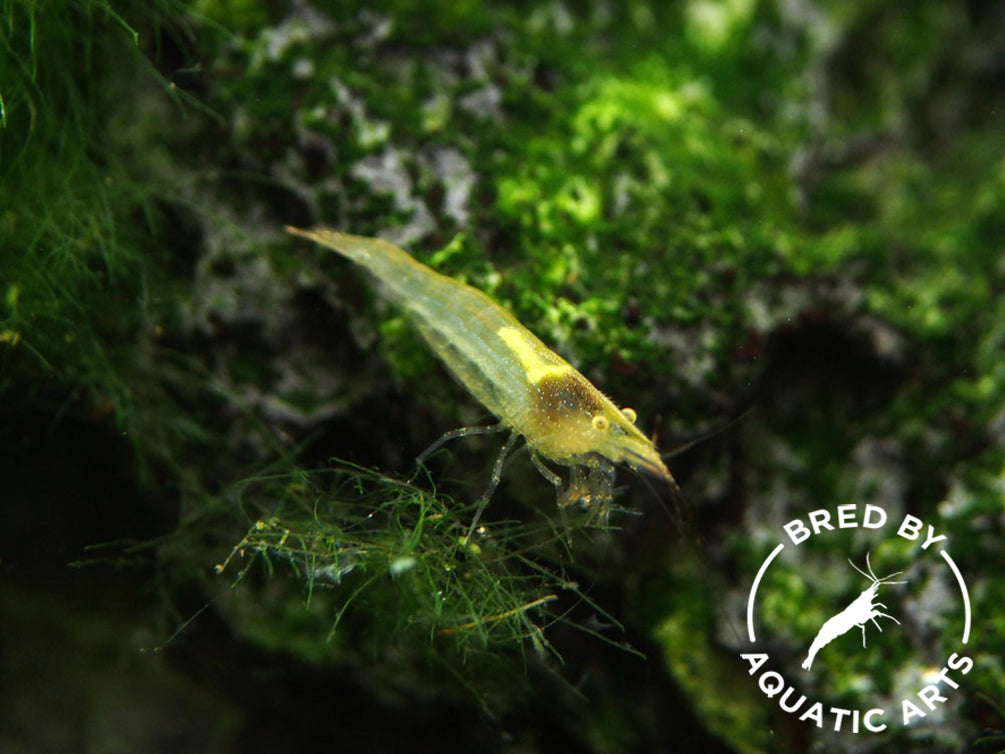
[287,226,674,523]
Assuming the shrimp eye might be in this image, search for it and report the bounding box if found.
[621,407,637,424]
[592,414,610,431]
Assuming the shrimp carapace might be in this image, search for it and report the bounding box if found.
[287,226,673,514]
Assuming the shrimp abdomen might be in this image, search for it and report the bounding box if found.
[287,227,550,422]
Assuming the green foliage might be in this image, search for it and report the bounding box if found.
[0,0,219,478]
[209,462,631,708]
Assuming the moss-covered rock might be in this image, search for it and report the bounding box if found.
[2,0,1003,752]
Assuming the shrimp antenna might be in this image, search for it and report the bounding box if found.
[635,470,678,527]
[848,552,907,584]
[659,407,754,461]
[628,456,700,548]
[632,465,747,648]
[847,553,875,581]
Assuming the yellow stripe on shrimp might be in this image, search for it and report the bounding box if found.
[496,326,572,386]
[287,226,673,516]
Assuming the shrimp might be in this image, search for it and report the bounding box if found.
[286,227,673,529]
[801,552,907,671]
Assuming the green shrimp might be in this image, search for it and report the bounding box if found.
[287,227,674,525]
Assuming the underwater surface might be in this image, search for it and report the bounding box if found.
[2,1,1003,752]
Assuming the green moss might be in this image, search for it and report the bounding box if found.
[4,0,1003,748]
[210,462,625,708]
[651,563,774,754]
[0,0,217,475]
[191,0,277,29]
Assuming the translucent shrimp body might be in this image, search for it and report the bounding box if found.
[287,227,673,507]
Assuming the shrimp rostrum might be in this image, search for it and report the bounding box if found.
[287,227,674,528]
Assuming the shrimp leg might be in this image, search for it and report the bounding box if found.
[465,431,521,541]
[413,423,507,476]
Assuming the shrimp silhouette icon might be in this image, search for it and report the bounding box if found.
[802,553,907,671]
